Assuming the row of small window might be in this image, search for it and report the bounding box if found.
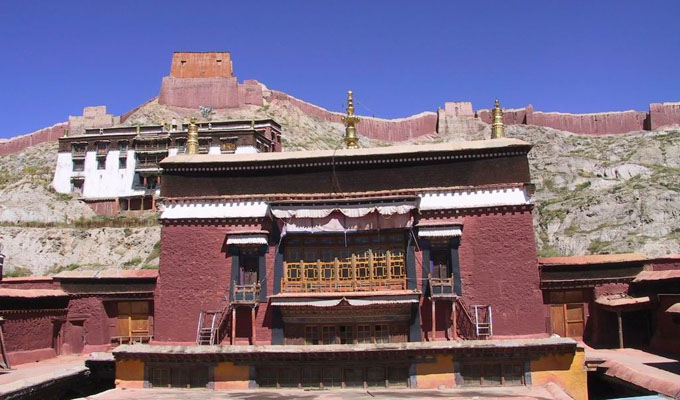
[71,141,128,154]
[256,365,409,389]
[303,324,390,345]
[285,248,406,282]
[461,363,525,386]
[72,157,127,171]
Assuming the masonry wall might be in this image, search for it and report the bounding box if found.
[0,122,67,156]
[155,221,272,343]
[419,209,547,337]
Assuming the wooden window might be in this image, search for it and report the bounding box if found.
[303,262,318,281]
[373,250,387,279]
[343,367,364,388]
[338,259,353,280]
[357,325,371,344]
[240,255,259,285]
[366,367,386,388]
[118,157,126,169]
[118,141,128,152]
[388,366,409,387]
[287,263,301,281]
[279,368,299,388]
[389,250,406,279]
[301,367,321,388]
[430,248,450,278]
[322,326,336,345]
[375,324,389,344]
[73,159,85,172]
[72,180,83,195]
[97,156,106,170]
[461,363,524,386]
[339,325,354,344]
[305,326,319,345]
[257,368,277,388]
[322,367,342,388]
[149,366,208,388]
[355,253,370,280]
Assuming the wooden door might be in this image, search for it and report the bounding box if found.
[69,322,85,353]
[431,250,449,278]
[241,256,259,285]
[551,303,585,338]
[118,301,150,337]
[565,303,585,338]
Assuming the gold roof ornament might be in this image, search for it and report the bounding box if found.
[63,128,69,138]
[186,117,199,154]
[341,90,360,149]
[491,99,505,139]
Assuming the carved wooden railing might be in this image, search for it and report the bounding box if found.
[428,274,455,298]
[231,282,260,304]
[281,256,407,293]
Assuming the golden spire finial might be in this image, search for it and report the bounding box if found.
[186,117,199,154]
[341,90,359,149]
[491,99,505,139]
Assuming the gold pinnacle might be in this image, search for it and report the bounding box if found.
[491,99,505,139]
[341,90,359,149]
[186,117,199,154]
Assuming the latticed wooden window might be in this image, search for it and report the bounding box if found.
[375,324,389,344]
[357,325,371,344]
[339,325,354,344]
[373,250,388,279]
[322,326,336,344]
[305,326,319,345]
[338,259,353,280]
[389,250,406,278]
[287,262,301,281]
[303,262,318,281]
[355,253,370,280]
[320,261,335,281]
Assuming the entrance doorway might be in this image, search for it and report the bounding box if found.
[550,303,585,338]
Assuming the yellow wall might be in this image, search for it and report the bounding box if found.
[415,354,456,389]
[213,361,250,390]
[531,347,587,400]
[115,360,145,389]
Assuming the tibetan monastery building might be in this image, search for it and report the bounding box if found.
[111,101,587,398]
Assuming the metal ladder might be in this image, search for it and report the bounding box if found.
[473,305,493,338]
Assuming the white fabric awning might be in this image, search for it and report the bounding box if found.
[271,297,418,307]
[280,211,412,235]
[271,201,416,219]
[418,226,462,238]
[226,234,268,245]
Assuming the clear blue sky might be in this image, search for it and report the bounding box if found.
[1,1,679,138]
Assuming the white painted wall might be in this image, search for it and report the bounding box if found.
[52,152,75,193]
[235,146,257,154]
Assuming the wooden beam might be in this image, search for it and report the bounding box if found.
[231,308,236,346]
[452,301,457,340]
[431,299,436,341]
[251,306,257,345]
[617,310,624,349]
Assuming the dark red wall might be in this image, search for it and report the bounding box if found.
[454,209,546,336]
[155,222,271,342]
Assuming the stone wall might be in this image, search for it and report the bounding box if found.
[170,52,233,79]
[0,122,67,156]
[649,102,680,130]
[269,91,438,142]
[158,77,264,109]
[67,106,117,136]
[478,105,649,135]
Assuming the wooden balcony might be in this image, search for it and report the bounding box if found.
[231,282,260,304]
[428,274,456,298]
[281,255,407,293]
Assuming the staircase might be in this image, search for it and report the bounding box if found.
[196,298,230,345]
[456,298,492,339]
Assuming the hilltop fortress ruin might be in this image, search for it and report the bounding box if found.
[1,51,679,157]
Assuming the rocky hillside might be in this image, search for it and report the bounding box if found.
[1,99,678,276]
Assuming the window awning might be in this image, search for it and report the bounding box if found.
[271,296,418,308]
[595,295,651,308]
[280,211,412,235]
[226,234,268,246]
[666,303,680,314]
[417,226,462,238]
[270,200,417,219]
